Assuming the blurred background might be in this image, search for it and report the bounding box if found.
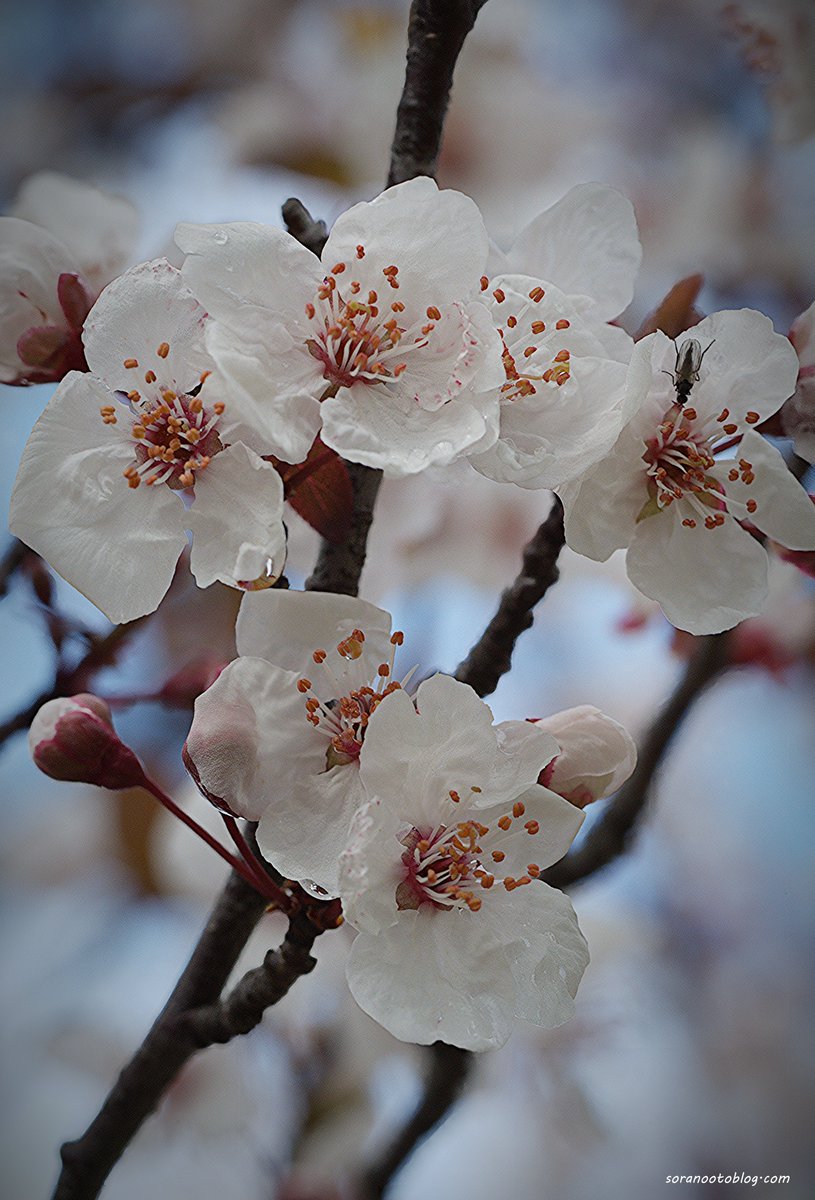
[1,0,814,1197]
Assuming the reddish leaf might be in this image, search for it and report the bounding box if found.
[17,324,71,368]
[273,438,353,544]
[57,272,94,330]
[635,273,706,341]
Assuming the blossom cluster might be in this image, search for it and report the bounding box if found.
[183,589,636,1049]
[6,167,814,1049]
[5,173,813,631]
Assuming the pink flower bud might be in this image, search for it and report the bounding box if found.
[531,706,637,808]
[157,656,227,709]
[29,694,145,789]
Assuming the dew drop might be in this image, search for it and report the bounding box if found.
[212,229,228,245]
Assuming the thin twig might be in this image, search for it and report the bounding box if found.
[281,198,328,257]
[543,630,730,889]
[454,497,565,698]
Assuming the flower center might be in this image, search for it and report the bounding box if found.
[641,403,760,530]
[396,798,546,914]
[485,279,573,400]
[101,346,225,490]
[304,248,443,392]
[297,628,406,767]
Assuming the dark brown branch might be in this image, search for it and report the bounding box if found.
[387,0,490,186]
[360,1044,472,1199]
[282,198,328,257]
[454,497,565,698]
[543,630,730,889]
[54,868,270,1200]
[305,461,383,595]
[0,537,29,597]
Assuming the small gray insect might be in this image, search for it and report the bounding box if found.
[663,336,715,406]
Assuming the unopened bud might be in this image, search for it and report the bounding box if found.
[29,694,145,789]
[531,706,637,808]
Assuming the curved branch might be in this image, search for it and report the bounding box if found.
[543,630,730,889]
[455,497,564,698]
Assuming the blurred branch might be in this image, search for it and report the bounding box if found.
[388,0,490,186]
[543,630,731,889]
[454,497,565,698]
[0,537,28,597]
[306,461,383,595]
[0,618,147,752]
[359,1044,472,1200]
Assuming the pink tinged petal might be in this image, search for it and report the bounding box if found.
[12,171,138,293]
[359,676,502,828]
[626,508,769,634]
[533,705,637,805]
[320,381,498,476]
[681,309,799,425]
[346,908,519,1050]
[322,176,489,312]
[187,443,286,590]
[83,259,210,395]
[9,372,187,623]
[507,183,642,321]
[186,656,323,821]
[489,720,561,805]
[236,589,392,669]
[479,882,589,1030]
[0,217,75,381]
[721,429,815,550]
[790,301,815,366]
[176,220,323,332]
[257,765,365,898]
[204,320,323,462]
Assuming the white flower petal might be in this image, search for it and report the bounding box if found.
[12,172,138,293]
[236,590,392,669]
[321,380,498,475]
[507,183,641,321]
[721,429,815,550]
[475,782,585,874]
[479,882,589,1029]
[0,217,73,381]
[627,510,769,633]
[83,259,210,396]
[345,908,519,1049]
[176,220,323,332]
[187,443,286,589]
[359,676,501,826]
[257,764,364,897]
[560,421,648,560]
[204,322,323,462]
[9,372,187,622]
[669,310,799,426]
[322,177,489,311]
[489,720,560,804]
[338,797,405,935]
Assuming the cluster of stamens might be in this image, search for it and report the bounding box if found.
[483,278,573,400]
[104,345,224,489]
[304,246,443,392]
[642,402,762,530]
[297,628,405,766]
[396,796,545,914]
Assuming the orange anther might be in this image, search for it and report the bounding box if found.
[497,815,512,831]
[492,288,506,303]
[524,820,540,835]
[746,499,757,513]
[491,850,506,863]
[723,423,738,435]
[554,349,570,362]
[449,790,461,803]
[745,411,760,424]
[513,801,525,818]
[531,320,545,334]
[480,276,489,291]
[523,346,536,358]
[123,358,138,369]
[332,263,346,274]
[214,402,225,415]
[717,408,730,422]
[144,370,156,383]
[555,318,570,330]
[297,679,312,693]
[156,342,170,358]
[528,286,545,302]
[356,245,365,259]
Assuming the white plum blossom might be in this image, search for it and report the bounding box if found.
[532,705,637,808]
[467,184,641,489]
[468,276,633,489]
[337,674,589,1050]
[9,259,285,624]
[175,176,504,474]
[0,172,138,384]
[184,590,404,896]
[561,310,815,634]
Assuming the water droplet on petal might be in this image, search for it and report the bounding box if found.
[213,229,228,245]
